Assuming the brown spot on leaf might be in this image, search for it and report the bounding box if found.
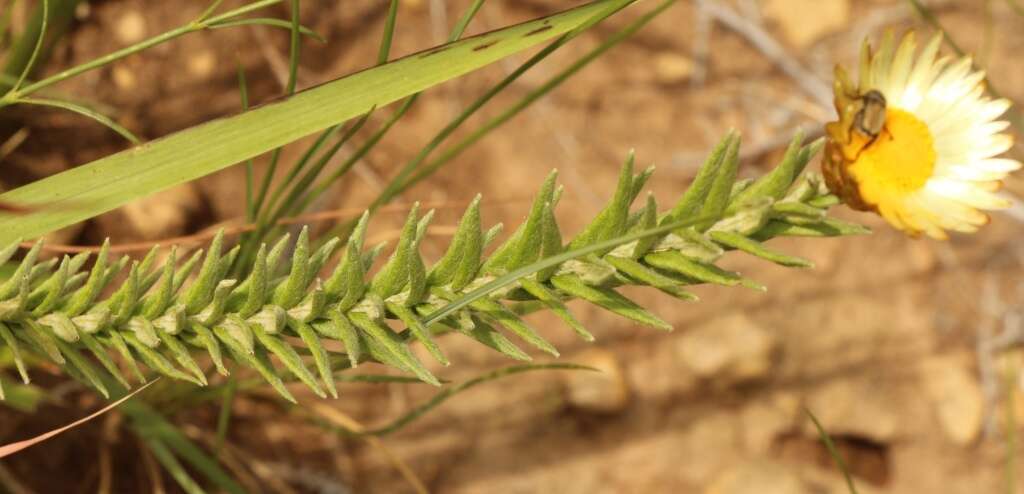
[472,39,500,51]
[524,25,554,37]
[418,44,453,59]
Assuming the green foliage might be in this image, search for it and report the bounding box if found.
[0,0,638,244]
[0,133,864,402]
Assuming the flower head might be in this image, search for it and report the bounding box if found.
[823,31,1020,239]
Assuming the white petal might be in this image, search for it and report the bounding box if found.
[926,178,1011,210]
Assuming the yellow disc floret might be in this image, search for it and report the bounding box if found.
[823,31,1021,239]
[848,108,936,205]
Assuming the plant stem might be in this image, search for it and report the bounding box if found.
[6,0,283,99]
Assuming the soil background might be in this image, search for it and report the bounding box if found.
[3,0,1024,493]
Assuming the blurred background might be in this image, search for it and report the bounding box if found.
[3,0,1024,492]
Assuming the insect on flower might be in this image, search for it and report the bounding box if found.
[822,31,1021,239]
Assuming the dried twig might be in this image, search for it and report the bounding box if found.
[690,0,713,87]
[702,0,832,109]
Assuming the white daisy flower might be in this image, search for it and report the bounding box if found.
[822,31,1020,239]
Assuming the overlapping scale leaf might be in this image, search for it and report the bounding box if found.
[0,131,861,402]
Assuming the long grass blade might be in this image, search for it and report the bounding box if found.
[10,0,48,93]
[394,0,675,200]
[19,97,140,144]
[805,408,859,494]
[0,0,630,243]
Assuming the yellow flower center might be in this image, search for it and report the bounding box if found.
[848,108,936,203]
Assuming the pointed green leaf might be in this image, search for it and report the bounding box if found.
[461,315,531,361]
[404,213,432,305]
[54,338,110,398]
[234,244,267,317]
[78,330,131,390]
[21,320,64,364]
[195,279,237,326]
[137,245,162,291]
[291,319,337,398]
[327,309,361,368]
[142,247,177,319]
[124,332,200,384]
[127,316,161,348]
[697,134,741,230]
[630,193,658,259]
[103,331,147,384]
[0,322,29,383]
[112,263,141,325]
[172,248,204,294]
[216,335,295,403]
[428,194,482,288]
[665,132,735,223]
[387,301,447,366]
[0,239,40,300]
[30,255,69,315]
[730,132,815,207]
[550,274,671,331]
[569,153,634,251]
[156,328,207,386]
[218,315,255,355]
[189,322,227,376]
[536,201,564,281]
[370,204,421,298]
[519,278,593,341]
[306,237,341,285]
[483,171,557,273]
[753,218,871,238]
[772,201,827,221]
[347,311,439,386]
[251,322,325,398]
[0,241,20,268]
[628,165,656,203]
[483,223,504,248]
[325,212,369,310]
[38,312,79,343]
[183,230,225,314]
[273,226,311,308]
[265,233,292,278]
[461,294,558,356]
[605,255,697,300]
[645,250,741,286]
[709,231,813,268]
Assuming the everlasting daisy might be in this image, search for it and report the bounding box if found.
[822,31,1020,239]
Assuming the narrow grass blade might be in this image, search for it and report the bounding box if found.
[18,97,140,144]
[140,438,205,494]
[0,0,642,244]
[805,408,859,494]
